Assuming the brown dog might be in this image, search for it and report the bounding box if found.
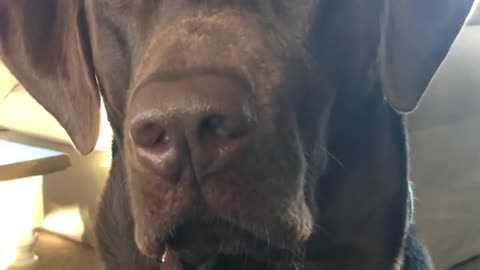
[0,1,474,269]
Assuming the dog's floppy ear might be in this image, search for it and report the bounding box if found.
[0,0,99,155]
[380,0,475,112]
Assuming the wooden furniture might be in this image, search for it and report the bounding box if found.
[0,139,70,270]
[34,231,100,270]
[0,140,70,182]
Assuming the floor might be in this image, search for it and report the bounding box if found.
[34,231,101,270]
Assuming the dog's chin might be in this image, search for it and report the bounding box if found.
[153,219,305,268]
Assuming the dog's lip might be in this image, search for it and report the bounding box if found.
[163,221,220,266]
[157,218,303,267]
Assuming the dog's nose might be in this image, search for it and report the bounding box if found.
[127,74,255,182]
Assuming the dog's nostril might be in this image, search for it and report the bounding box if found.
[127,74,255,179]
[129,117,185,181]
[200,115,250,143]
[130,119,169,149]
[202,116,229,138]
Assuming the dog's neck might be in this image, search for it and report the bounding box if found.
[304,82,410,269]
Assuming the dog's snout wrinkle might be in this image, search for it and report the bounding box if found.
[127,74,255,183]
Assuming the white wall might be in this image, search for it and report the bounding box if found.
[408,25,480,269]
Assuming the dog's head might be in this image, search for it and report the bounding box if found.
[0,0,474,266]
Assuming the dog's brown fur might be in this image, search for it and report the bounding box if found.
[0,1,474,269]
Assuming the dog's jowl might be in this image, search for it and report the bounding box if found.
[0,1,475,269]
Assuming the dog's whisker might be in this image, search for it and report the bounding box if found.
[144,254,149,270]
[312,223,331,237]
[263,223,271,250]
[240,253,248,270]
[318,145,344,168]
[217,231,225,258]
